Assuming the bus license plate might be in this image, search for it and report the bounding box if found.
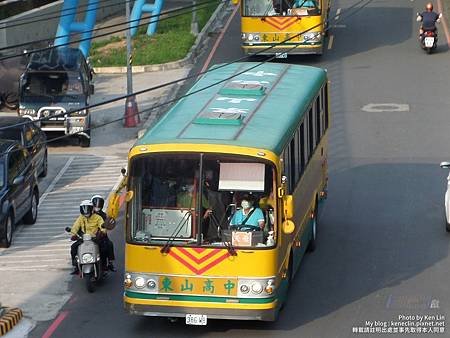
[424,37,434,47]
[275,52,287,59]
[186,314,207,326]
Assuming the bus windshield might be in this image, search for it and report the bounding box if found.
[128,153,277,248]
[243,0,320,16]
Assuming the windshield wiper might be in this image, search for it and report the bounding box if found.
[217,204,238,256]
[160,211,192,254]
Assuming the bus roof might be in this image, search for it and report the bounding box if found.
[136,62,327,155]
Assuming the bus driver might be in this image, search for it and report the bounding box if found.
[230,194,265,231]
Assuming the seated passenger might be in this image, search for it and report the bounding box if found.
[293,0,317,8]
[230,194,265,231]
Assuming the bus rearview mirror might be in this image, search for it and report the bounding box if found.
[282,220,295,234]
[283,195,294,219]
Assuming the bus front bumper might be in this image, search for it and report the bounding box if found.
[243,44,323,55]
[124,297,280,322]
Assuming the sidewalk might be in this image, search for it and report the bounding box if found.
[0,1,230,337]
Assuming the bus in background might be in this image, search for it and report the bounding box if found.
[237,0,330,56]
[112,62,330,324]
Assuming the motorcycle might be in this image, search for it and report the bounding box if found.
[416,12,441,54]
[439,162,450,232]
[421,29,438,54]
[65,227,107,293]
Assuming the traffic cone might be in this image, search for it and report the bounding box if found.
[124,96,138,128]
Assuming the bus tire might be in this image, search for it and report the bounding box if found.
[446,221,450,232]
[307,208,318,253]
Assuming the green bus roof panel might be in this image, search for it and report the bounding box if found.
[219,82,266,96]
[136,62,327,155]
[194,110,243,125]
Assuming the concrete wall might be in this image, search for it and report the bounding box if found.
[0,0,125,52]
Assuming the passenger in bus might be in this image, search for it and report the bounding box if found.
[293,0,317,8]
[259,191,275,232]
[230,194,265,231]
[176,180,212,214]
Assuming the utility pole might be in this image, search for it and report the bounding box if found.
[124,0,139,127]
[191,0,199,35]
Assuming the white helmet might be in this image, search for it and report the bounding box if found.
[80,200,93,216]
[91,195,105,210]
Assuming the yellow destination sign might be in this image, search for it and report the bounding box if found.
[158,276,238,297]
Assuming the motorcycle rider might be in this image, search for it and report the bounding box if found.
[69,200,107,275]
[417,3,442,39]
[91,195,116,272]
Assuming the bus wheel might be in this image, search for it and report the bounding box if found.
[307,212,317,252]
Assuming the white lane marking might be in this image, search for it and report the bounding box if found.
[4,248,68,253]
[335,8,341,20]
[0,253,68,259]
[328,35,334,50]
[0,266,70,271]
[4,244,69,249]
[0,258,68,263]
[333,24,346,28]
[40,156,75,204]
[362,103,410,112]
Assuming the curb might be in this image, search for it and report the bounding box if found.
[437,0,450,47]
[93,1,230,74]
[0,307,23,336]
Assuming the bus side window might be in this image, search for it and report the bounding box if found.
[308,107,314,157]
[324,83,329,130]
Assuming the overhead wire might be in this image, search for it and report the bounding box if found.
[0,0,372,135]
[0,0,373,147]
[0,0,222,59]
[0,0,131,29]
[0,0,218,52]
[0,0,373,155]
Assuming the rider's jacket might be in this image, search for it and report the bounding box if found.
[70,214,105,236]
[421,11,440,30]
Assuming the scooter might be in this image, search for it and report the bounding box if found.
[66,227,107,293]
[416,12,441,54]
[421,29,438,54]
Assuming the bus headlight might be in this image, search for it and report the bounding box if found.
[240,285,250,294]
[251,282,263,294]
[303,32,321,43]
[147,279,157,289]
[265,279,275,294]
[124,274,132,288]
[135,277,146,289]
[246,33,260,42]
[238,277,276,297]
[124,273,160,293]
[242,33,247,40]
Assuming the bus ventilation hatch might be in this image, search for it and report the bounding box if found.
[194,109,243,125]
[219,82,266,96]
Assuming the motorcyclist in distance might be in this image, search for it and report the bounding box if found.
[91,195,116,272]
[69,200,107,275]
[417,3,442,39]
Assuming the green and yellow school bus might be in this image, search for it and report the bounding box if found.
[116,62,330,323]
[237,0,331,56]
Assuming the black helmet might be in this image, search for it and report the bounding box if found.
[91,195,104,210]
[80,200,93,216]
